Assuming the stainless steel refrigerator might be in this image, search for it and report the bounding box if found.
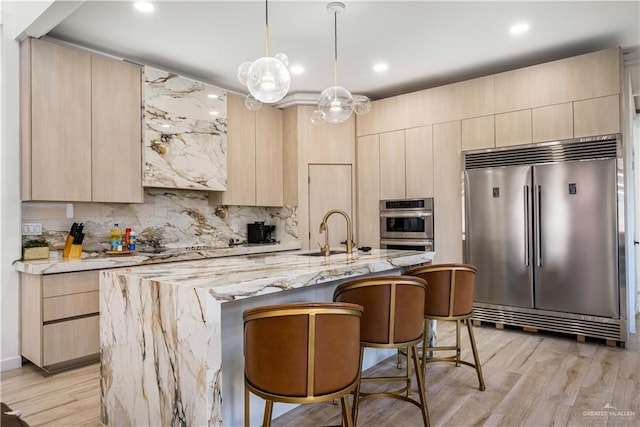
[464,136,622,323]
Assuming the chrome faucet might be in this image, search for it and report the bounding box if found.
[318,209,356,256]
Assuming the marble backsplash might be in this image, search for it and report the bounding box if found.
[22,189,298,253]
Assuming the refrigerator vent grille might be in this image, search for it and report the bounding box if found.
[472,305,623,341]
[464,138,618,169]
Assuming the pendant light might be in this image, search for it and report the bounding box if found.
[237,0,291,110]
[311,2,370,124]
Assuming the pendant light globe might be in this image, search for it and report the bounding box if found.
[246,55,291,103]
[316,85,354,123]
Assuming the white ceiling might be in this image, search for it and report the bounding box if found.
[41,1,640,103]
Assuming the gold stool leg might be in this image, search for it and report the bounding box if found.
[263,400,274,427]
[466,318,486,391]
[244,383,250,427]
[411,345,431,427]
[455,319,461,366]
[352,346,364,425]
[421,318,429,380]
[341,395,354,427]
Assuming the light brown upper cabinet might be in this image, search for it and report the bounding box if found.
[495,48,621,114]
[256,104,284,207]
[379,127,433,200]
[532,103,574,143]
[21,38,142,202]
[215,94,283,207]
[574,95,621,138]
[462,116,495,151]
[92,55,143,203]
[404,126,434,198]
[495,110,532,147]
[379,130,406,200]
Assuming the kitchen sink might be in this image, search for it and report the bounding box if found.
[298,250,346,257]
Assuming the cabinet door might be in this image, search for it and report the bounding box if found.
[495,110,532,147]
[30,38,92,201]
[433,121,462,263]
[532,103,573,143]
[356,135,380,248]
[256,106,283,206]
[379,130,406,200]
[92,55,143,202]
[574,95,620,138]
[462,116,494,151]
[405,126,433,198]
[222,94,256,205]
[308,165,352,249]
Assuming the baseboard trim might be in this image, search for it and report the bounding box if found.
[1,356,22,372]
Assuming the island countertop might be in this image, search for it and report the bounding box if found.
[105,248,435,302]
[100,248,435,427]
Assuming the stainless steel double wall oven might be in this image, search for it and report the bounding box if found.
[379,198,434,251]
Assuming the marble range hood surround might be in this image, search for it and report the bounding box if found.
[143,66,228,191]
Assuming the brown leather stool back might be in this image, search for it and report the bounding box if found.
[406,263,477,319]
[243,302,363,426]
[405,263,486,392]
[333,275,426,346]
[333,275,430,426]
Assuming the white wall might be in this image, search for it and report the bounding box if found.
[1,4,23,371]
[1,1,59,372]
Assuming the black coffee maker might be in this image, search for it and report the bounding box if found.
[247,222,276,244]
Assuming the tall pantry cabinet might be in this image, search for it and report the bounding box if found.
[20,38,142,203]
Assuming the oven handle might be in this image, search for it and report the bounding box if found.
[380,212,432,218]
[380,238,433,246]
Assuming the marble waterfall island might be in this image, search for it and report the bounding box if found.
[100,249,434,426]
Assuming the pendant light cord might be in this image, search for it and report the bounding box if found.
[265,0,270,57]
[333,9,338,87]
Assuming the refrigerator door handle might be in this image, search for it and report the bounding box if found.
[535,184,542,267]
[524,185,530,266]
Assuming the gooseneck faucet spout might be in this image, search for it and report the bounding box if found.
[318,209,356,256]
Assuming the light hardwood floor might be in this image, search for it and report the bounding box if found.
[1,321,638,427]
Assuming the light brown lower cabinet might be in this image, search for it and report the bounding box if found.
[21,271,100,372]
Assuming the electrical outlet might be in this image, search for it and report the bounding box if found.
[22,223,43,236]
[232,223,239,233]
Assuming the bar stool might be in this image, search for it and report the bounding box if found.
[243,302,363,427]
[405,263,486,391]
[333,275,430,426]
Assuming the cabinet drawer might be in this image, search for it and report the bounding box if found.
[43,291,99,322]
[42,271,99,297]
[43,315,99,366]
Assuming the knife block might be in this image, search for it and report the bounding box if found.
[68,244,83,260]
[62,235,74,258]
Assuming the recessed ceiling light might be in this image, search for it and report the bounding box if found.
[373,63,389,73]
[161,124,171,128]
[510,22,529,35]
[134,2,154,13]
[209,111,219,116]
[290,65,304,75]
[207,94,219,99]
